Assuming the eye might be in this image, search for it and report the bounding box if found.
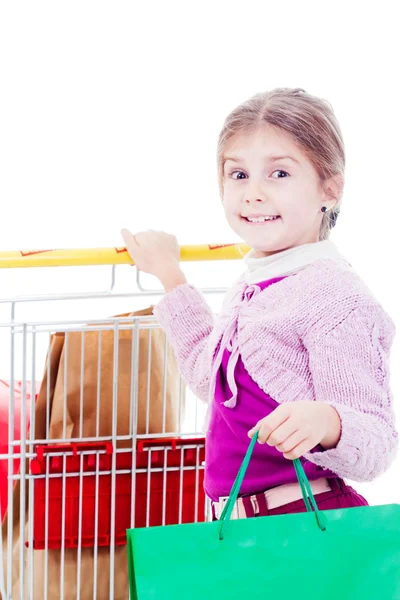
[272,170,289,178]
[230,170,247,180]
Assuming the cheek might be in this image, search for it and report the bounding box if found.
[281,198,312,222]
[284,205,304,220]
[223,200,243,233]
[222,193,239,217]
[223,205,239,227]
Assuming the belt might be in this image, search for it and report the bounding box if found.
[212,477,333,520]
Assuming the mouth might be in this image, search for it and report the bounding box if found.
[241,215,281,224]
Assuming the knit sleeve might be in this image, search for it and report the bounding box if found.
[303,303,398,482]
[153,283,216,403]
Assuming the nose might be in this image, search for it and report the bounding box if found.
[245,196,265,204]
[244,181,267,204]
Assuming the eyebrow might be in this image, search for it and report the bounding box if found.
[223,155,300,165]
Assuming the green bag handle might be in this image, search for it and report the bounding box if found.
[218,432,327,540]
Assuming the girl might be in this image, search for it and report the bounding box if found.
[121,87,398,519]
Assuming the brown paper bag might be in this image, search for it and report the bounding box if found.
[2,306,184,599]
[41,306,183,441]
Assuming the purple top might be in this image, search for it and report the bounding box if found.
[205,276,337,502]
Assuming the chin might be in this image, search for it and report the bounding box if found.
[251,240,292,255]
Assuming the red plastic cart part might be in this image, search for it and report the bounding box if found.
[29,438,206,549]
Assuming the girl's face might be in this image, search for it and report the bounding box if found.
[222,123,336,257]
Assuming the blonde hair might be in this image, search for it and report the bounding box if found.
[217,87,345,241]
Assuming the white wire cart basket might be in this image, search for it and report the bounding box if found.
[0,243,247,600]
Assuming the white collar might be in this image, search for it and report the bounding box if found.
[243,239,349,284]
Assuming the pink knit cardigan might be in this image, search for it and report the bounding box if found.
[154,258,398,482]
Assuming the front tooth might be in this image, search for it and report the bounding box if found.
[248,216,274,222]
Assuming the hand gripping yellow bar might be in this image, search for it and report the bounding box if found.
[0,243,251,269]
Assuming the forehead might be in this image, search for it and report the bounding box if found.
[223,123,304,163]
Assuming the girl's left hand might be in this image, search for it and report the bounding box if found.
[248,401,341,460]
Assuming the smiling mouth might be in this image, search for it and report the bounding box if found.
[242,216,281,223]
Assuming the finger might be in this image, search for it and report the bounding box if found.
[257,418,289,445]
[276,429,307,454]
[283,438,314,461]
[248,412,287,442]
[265,419,298,448]
[121,229,140,249]
[256,406,291,444]
[248,427,256,439]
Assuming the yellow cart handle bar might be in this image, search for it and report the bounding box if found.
[0,243,251,269]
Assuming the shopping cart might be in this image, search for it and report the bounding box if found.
[0,243,248,600]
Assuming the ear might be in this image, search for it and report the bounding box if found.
[322,174,344,209]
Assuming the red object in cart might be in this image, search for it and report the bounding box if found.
[29,438,206,549]
[0,379,39,520]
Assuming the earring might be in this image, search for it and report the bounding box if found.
[321,206,327,213]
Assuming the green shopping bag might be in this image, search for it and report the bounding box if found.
[127,434,400,599]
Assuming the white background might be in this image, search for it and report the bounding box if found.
[0,2,399,505]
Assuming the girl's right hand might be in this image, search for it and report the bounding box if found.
[121,229,185,287]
